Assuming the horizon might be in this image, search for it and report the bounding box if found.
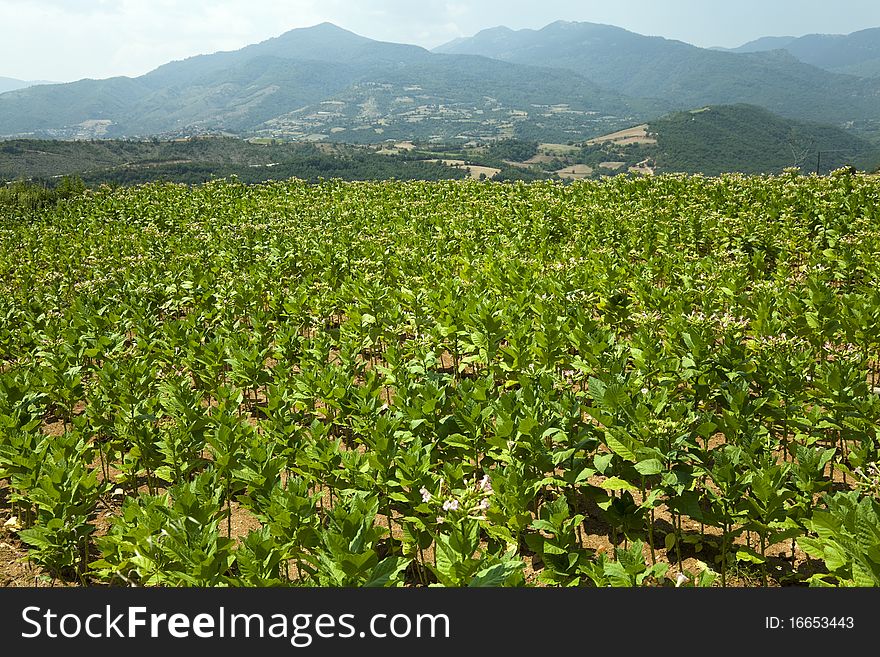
[2,0,880,83]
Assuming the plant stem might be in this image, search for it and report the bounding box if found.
[760,535,767,588]
[227,477,232,539]
[676,512,683,571]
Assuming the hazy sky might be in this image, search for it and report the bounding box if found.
[3,0,880,82]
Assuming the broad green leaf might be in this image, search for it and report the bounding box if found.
[600,477,637,492]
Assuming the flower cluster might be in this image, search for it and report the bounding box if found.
[417,474,494,524]
[631,310,664,325]
[747,332,811,352]
[853,463,880,500]
[683,310,750,330]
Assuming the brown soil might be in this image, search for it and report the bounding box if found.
[524,154,559,165]
[629,158,655,176]
[556,164,594,180]
[425,159,501,180]
[0,532,47,586]
[587,125,657,147]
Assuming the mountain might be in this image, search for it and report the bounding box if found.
[7,21,880,144]
[0,23,640,142]
[721,36,797,53]
[0,77,55,94]
[434,21,880,127]
[725,28,880,77]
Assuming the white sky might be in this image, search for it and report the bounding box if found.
[2,0,880,82]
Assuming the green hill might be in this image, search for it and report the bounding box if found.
[650,105,878,175]
[2,106,875,185]
[482,105,879,179]
[566,105,879,177]
[0,137,473,185]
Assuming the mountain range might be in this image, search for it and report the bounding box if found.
[0,77,55,94]
[0,23,641,142]
[435,22,880,128]
[1,21,880,144]
[719,27,880,77]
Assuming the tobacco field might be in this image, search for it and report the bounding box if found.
[1,171,879,587]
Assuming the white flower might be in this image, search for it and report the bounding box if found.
[442,499,459,512]
[640,387,649,395]
[478,475,493,494]
[419,487,432,503]
[675,573,690,588]
[478,498,490,511]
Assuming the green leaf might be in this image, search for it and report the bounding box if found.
[600,477,637,492]
[574,467,597,484]
[697,421,717,438]
[635,459,663,476]
[542,543,567,556]
[588,377,606,403]
[605,434,638,463]
[468,560,523,587]
[822,544,849,572]
[639,488,664,509]
[593,453,614,474]
[735,547,766,564]
[364,557,409,587]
